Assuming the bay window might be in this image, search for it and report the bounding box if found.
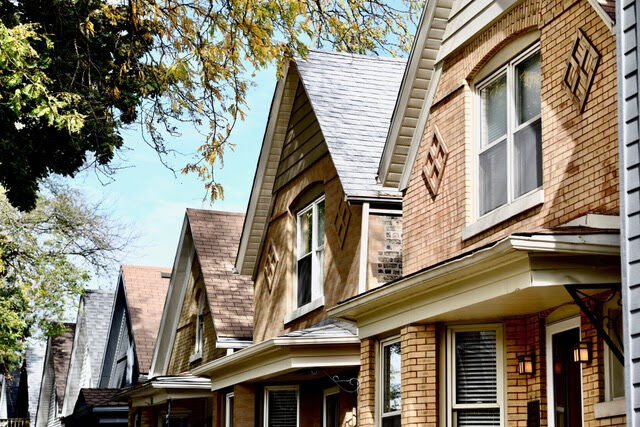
[477,45,541,216]
[296,196,325,309]
[380,337,401,427]
[447,325,504,427]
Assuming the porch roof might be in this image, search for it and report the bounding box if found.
[116,375,212,407]
[328,232,621,338]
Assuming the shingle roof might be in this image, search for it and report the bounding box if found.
[82,290,114,383]
[187,209,254,339]
[51,323,75,404]
[120,265,171,375]
[76,388,125,408]
[597,0,615,20]
[282,318,357,338]
[296,50,406,198]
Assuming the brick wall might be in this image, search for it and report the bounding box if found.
[358,338,376,427]
[367,214,403,288]
[234,384,256,426]
[401,324,438,427]
[402,0,619,275]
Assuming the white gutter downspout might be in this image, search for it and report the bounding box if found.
[358,202,370,294]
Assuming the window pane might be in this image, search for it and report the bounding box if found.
[382,415,401,427]
[455,330,497,404]
[516,51,541,124]
[513,118,542,198]
[268,390,297,427]
[383,342,401,413]
[227,396,234,427]
[455,409,501,426]
[299,209,312,256]
[317,200,325,247]
[479,141,508,215]
[480,74,507,147]
[297,254,311,307]
[324,393,339,427]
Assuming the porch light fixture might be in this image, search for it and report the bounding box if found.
[573,341,592,363]
[517,354,535,375]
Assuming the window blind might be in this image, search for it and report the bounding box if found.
[267,389,297,427]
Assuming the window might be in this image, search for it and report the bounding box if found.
[225,392,234,427]
[323,388,340,427]
[195,292,205,355]
[296,196,325,308]
[380,338,401,427]
[264,386,299,427]
[604,297,624,401]
[447,325,504,427]
[476,45,541,216]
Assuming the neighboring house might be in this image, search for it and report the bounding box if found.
[61,290,114,418]
[0,366,28,425]
[26,339,47,424]
[330,1,626,427]
[35,324,75,427]
[120,209,254,426]
[99,265,171,389]
[62,389,127,426]
[616,0,640,423]
[190,50,406,427]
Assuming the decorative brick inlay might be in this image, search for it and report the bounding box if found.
[564,28,600,112]
[264,241,279,292]
[334,197,351,248]
[422,125,449,196]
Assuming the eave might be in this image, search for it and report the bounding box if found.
[117,376,212,407]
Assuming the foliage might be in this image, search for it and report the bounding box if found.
[0,0,422,210]
[0,182,127,371]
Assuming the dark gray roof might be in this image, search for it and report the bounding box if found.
[296,50,406,198]
[282,318,357,338]
[83,290,114,382]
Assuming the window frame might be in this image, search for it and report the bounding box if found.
[225,392,234,427]
[603,298,624,402]
[194,291,205,357]
[446,324,505,427]
[472,42,542,222]
[263,385,300,427]
[294,195,325,311]
[378,336,401,426]
[323,387,340,427]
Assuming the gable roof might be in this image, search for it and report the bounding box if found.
[120,265,171,375]
[51,324,75,404]
[75,388,125,409]
[81,290,114,383]
[236,50,406,275]
[187,209,254,339]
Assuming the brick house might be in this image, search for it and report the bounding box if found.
[329,0,627,426]
[189,50,406,426]
[119,209,254,426]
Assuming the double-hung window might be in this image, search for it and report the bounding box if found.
[194,292,205,355]
[296,196,325,308]
[380,338,401,427]
[447,325,504,427]
[477,45,541,216]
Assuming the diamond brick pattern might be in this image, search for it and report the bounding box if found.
[422,125,449,196]
[264,242,280,292]
[334,197,351,248]
[564,29,600,112]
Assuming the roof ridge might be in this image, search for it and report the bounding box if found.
[120,264,172,271]
[186,208,245,216]
[304,48,407,63]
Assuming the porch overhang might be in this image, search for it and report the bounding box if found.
[328,233,620,338]
[116,376,212,408]
[191,335,360,391]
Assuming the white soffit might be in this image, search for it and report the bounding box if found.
[378,0,454,189]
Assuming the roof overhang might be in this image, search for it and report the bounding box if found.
[192,335,360,391]
[117,376,212,407]
[329,233,621,338]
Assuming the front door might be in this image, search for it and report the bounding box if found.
[546,317,583,427]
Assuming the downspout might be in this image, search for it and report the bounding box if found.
[358,203,370,294]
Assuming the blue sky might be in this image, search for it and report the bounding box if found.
[71,67,276,282]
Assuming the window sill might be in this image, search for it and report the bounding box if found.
[594,399,625,419]
[461,189,544,241]
[189,351,202,364]
[284,297,325,324]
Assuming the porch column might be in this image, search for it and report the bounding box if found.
[401,324,438,427]
[358,338,377,427]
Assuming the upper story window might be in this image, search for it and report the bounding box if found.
[194,291,205,355]
[477,45,541,216]
[296,195,325,308]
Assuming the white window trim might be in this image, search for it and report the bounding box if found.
[263,385,300,427]
[323,387,340,427]
[292,195,325,314]
[191,292,205,361]
[466,43,542,240]
[446,324,505,427]
[225,392,234,427]
[379,336,401,426]
[545,317,584,427]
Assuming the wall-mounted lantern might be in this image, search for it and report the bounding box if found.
[573,341,592,363]
[517,354,535,375]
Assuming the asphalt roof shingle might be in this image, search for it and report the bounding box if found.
[296,50,407,198]
[120,265,171,375]
[282,318,357,338]
[76,388,125,408]
[187,209,254,339]
[51,323,75,404]
[82,290,114,383]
